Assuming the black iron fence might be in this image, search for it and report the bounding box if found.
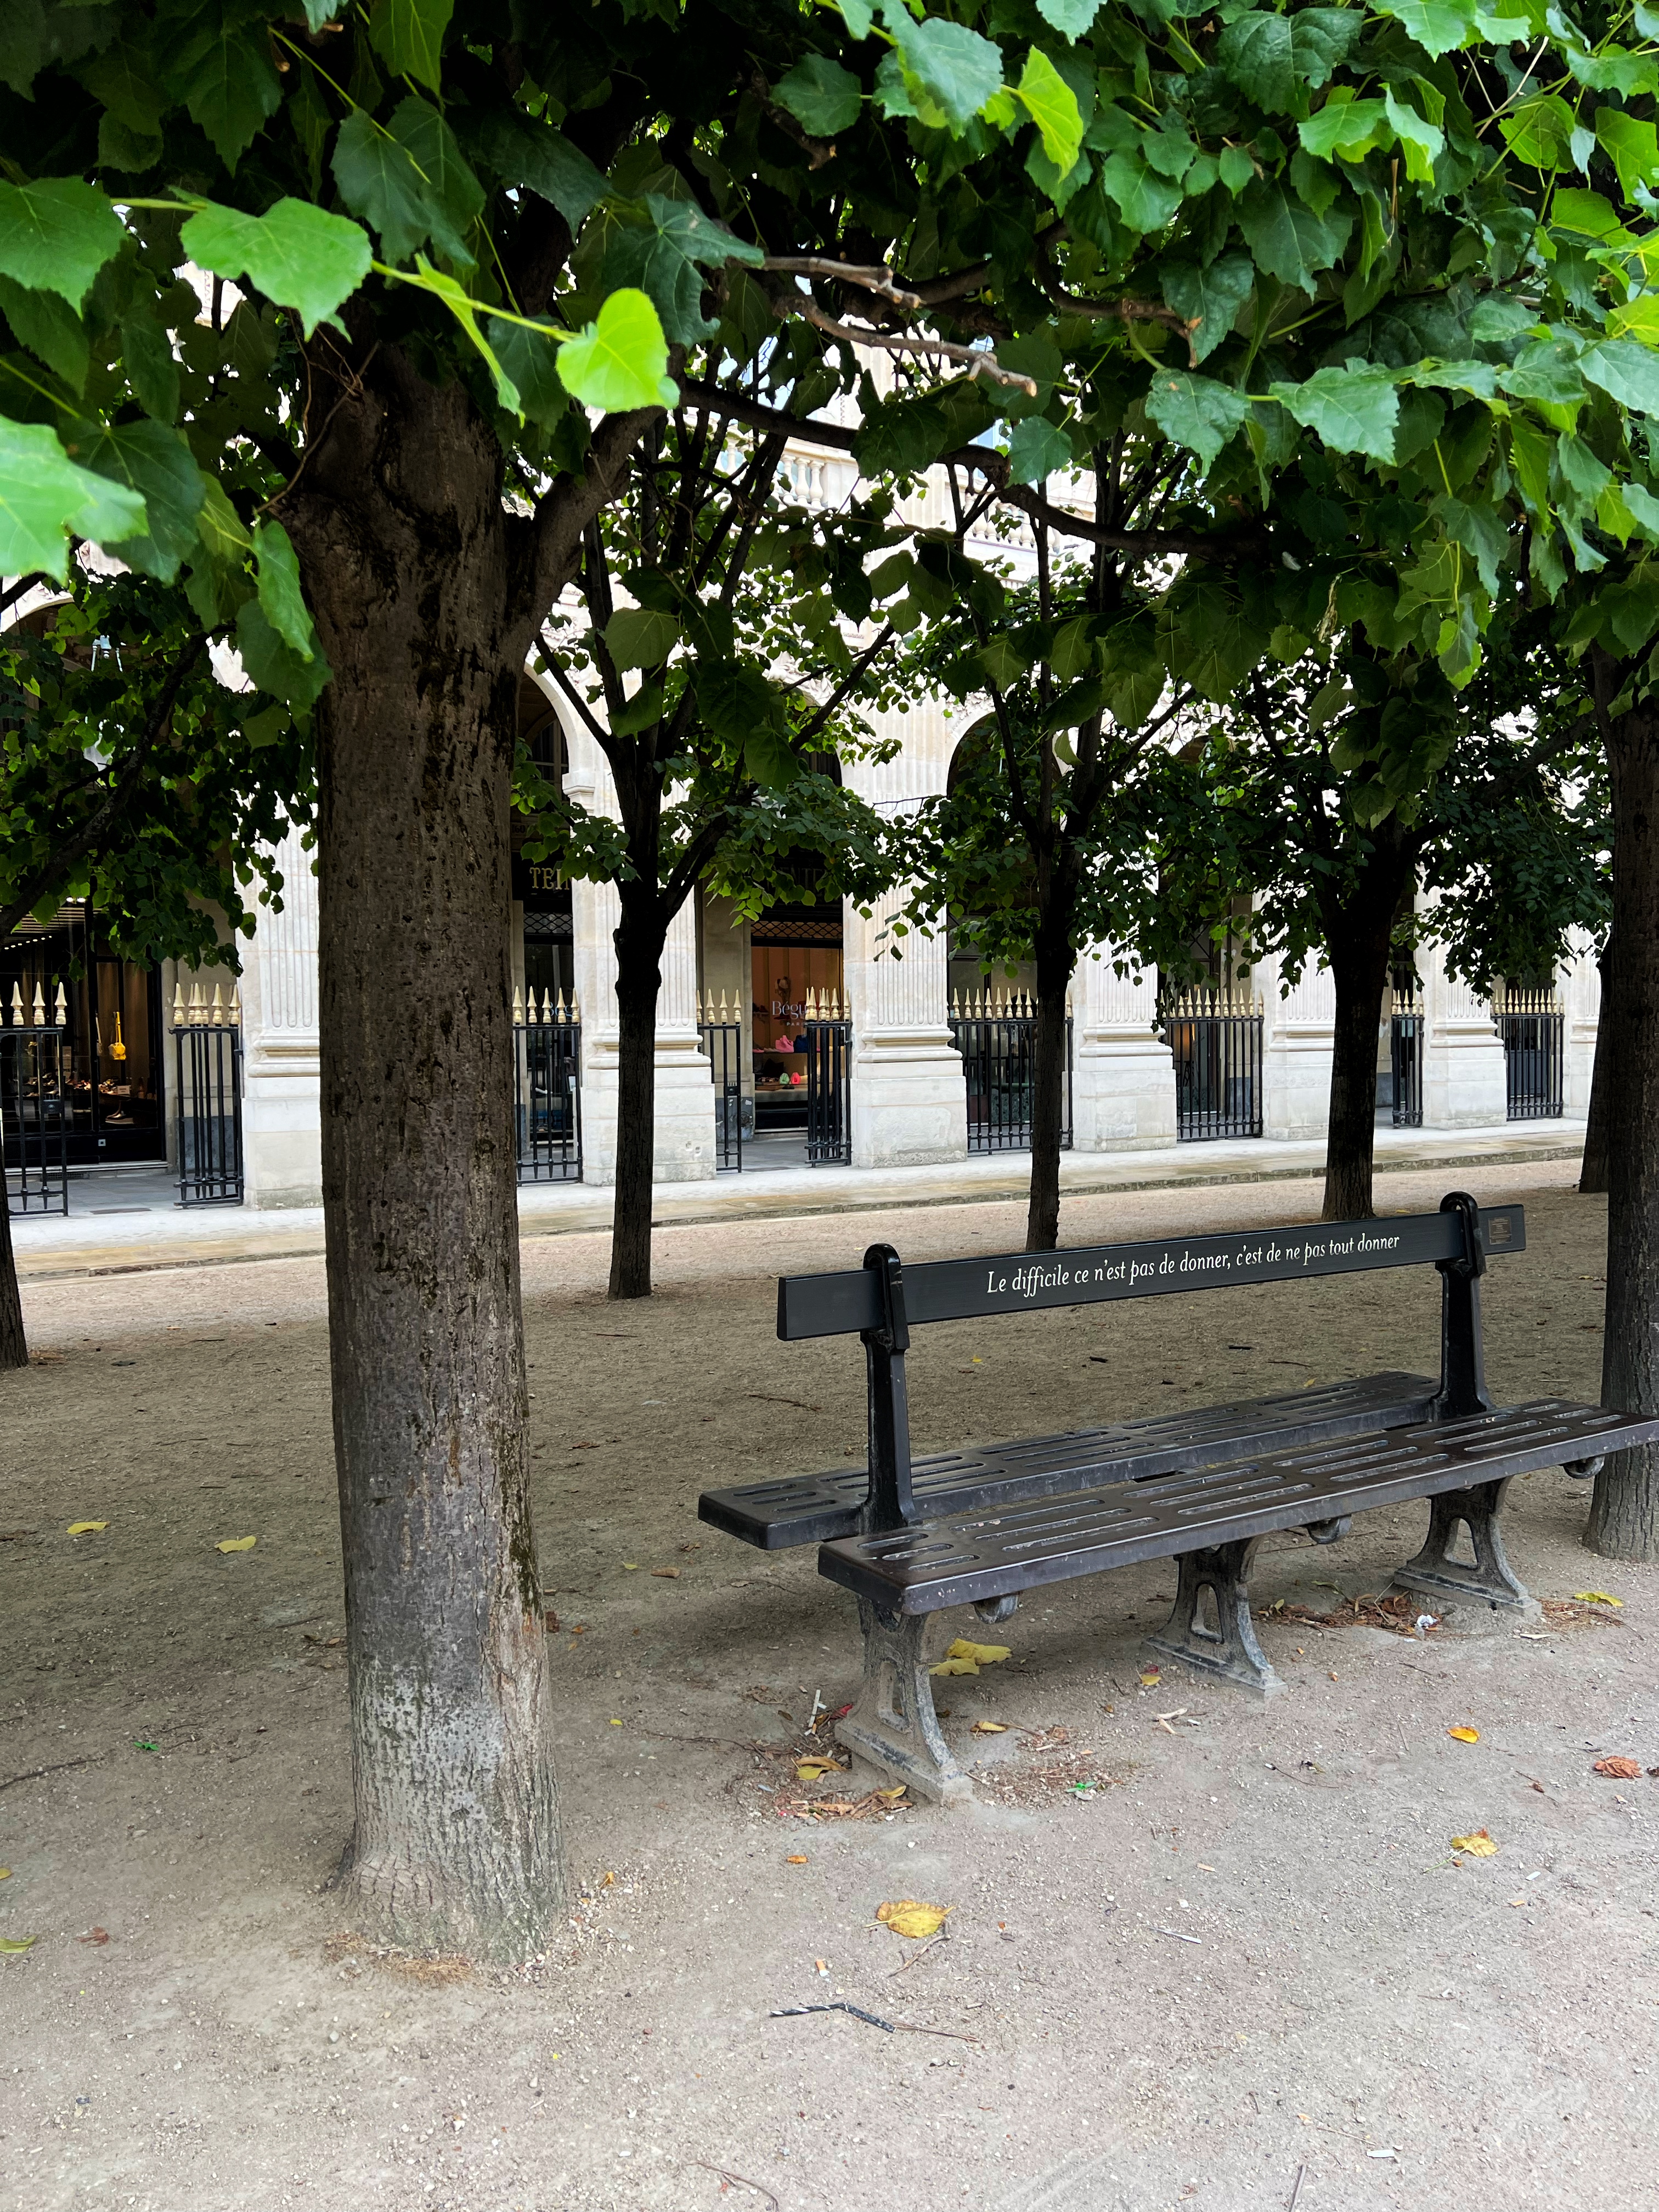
[1160,988,1263,1142]
[949,990,1073,1153]
[173,980,244,1205]
[804,1012,852,1164]
[1495,985,1565,1120]
[514,988,582,1181]
[3,983,69,1216]
[1389,974,1424,1128]
[697,1001,743,1171]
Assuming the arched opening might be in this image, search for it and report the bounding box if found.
[512,679,574,1014]
[943,723,1036,1013]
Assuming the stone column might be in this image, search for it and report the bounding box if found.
[1070,949,1176,1151]
[1560,931,1601,1116]
[1258,955,1335,1141]
[653,893,716,1180]
[844,699,967,1169]
[237,823,323,1207]
[1419,941,1508,1128]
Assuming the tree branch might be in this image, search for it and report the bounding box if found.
[783,296,1038,396]
[795,624,896,751]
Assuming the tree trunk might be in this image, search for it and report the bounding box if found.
[1321,903,1397,1221]
[609,894,666,1300]
[0,1192,26,1369]
[290,354,563,1959]
[1579,945,1611,1195]
[1588,704,1659,1560]
[1026,921,1075,1254]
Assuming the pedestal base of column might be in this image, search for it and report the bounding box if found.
[850,1031,967,1169]
[1423,1026,1509,1128]
[1070,1032,1177,1152]
[242,1043,323,1208]
[575,1038,716,1186]
[1262,1039,1333,1141]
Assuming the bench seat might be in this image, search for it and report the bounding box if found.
[818,1397,1659,1615]
[698,1369,1439,1549]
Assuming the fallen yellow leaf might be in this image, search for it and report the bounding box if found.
[622,1562,640,1571]
[66,1521,108,1536]
[1451,1830,1498,1855]
[1573,1590,1623,1606]
[874,1786,907,1801]
[795,1760,842,1782]
[0,1936,36,1954]
[785,1854,809,1865]
[877,1899,953,1939]
[972,1720,1008,1734]
[1448,1726,1480,1744]
[608,1718,623,1726]
[946,1638,1009,1665]
[600,1871,616,1888]
[215,1537,257,1554]
[929,1657,981,1677]
[1138,1668,1161,1687]
[0,1869,10,1880]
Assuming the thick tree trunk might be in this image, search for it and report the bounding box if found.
[1588,705,1659,1560]
[1026,923,1075,1254]
[290,356,562,1959]
[609,897,666,1300]
[0,1193,26,1369]
[1579,945,1611,1195]
[1321,902,1398,1221]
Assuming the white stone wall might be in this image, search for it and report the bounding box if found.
[236,824,322,1207]
[1418,943,1509,1129]
[1258,955,1335,1141]
[1071,950,1176,1152]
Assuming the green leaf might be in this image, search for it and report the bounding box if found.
[390,96,485,267]
[1015,48,1084,176]
[78,32,167,134]
[163,2,281,171]
[0,417,145,582]
[557,287,677,413]
[1156,577,1259,704]
[1049,614,1096,681]
[122,312,179,424]
[1499,93,1576,172]
[0,176,123,309]
[978,634,1031,689]
[253,520,317,662]
[180,199,371,338]
[333,111,436,263]
[1220,144,1256,194]
[605,606,680,669]
[775,53,864,137]
[0,1936,37,1954]
[1595,109,1659,200]
[392,256,521,410]
[1035,0,1103,30]
[1500,336,1587,407]
[1621,481,1659,539]
[1583,338,1659,416]
[1005,416,1075,484]
[1144,367,1250,471]
[1508,415,1552,514]
[484,315,569,430]
[1271,363,1399,461]
[603,195,764,347]
[1238,178,1351,292]
[477,117,607,229]
[72,417,206,582]
[887,15,1002,128]
[236,597,331,714]
[1101,150,1183,233]
[1214,8,1361,111]
[1553,188,1623,239]
[1300,97,1390,163]
[369,0,453,92]
[196,477,252,565]
[1161,253,1254,365]
[0,274,87,392]
[1468,295,1537,346]
[1372,0,1476,56]
[1434,493,1508,594]
[1383,89,1444,184]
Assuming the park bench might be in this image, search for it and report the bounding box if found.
[699,1193,1659,1802]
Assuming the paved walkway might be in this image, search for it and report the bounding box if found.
[12,1119,1585,1280]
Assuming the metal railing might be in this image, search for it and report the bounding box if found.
[3,983,69,1216]
[1389,975,1424,1128]
[513,989,582,1181]
[1495,985,1565,1120]
[949,989,1073,1153]
[173,980,244,1205]
[1160,986,1263,1142]
[804,1012,852,1165]
[697,1002,743,1172]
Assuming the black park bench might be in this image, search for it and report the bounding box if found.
[699,1193,1659,1804]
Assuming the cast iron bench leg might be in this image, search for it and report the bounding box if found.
[834,1599,972,1806]
[1392,1476,1536,1617]
[1143,1537,1283,1698]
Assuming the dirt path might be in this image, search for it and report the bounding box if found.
[3,1161,1654,2212]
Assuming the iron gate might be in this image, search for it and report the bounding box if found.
[697,1001,743,1172]
[173,980,244,1204]
[514,989,582,1181]
[3,983,69,1216]
[1389,972,1423,1128]
[804,1014,852,1164]
[949,990,1073,1153]
[1496,986,1564,1120]
[1160,988,1263,1142]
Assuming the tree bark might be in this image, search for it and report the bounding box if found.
[1588,702,1659,1560]
[1321,904,1397,1221]
[0,1192,26,1369]
[1579,944,1611,1195]
[288,352,563,1959]
[609,892,666,1300]
[1026,912,1076,1254]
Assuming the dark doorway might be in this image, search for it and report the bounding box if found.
[2,907,166,1164]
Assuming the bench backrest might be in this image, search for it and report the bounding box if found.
[777,1201,1525,1341]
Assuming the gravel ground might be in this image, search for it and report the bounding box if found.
[3,1159,1655,2212]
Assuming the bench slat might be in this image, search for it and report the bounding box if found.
[697,1370,1436,1548]
[777,1205,1524,1340]
[817,1400,1659,1614]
